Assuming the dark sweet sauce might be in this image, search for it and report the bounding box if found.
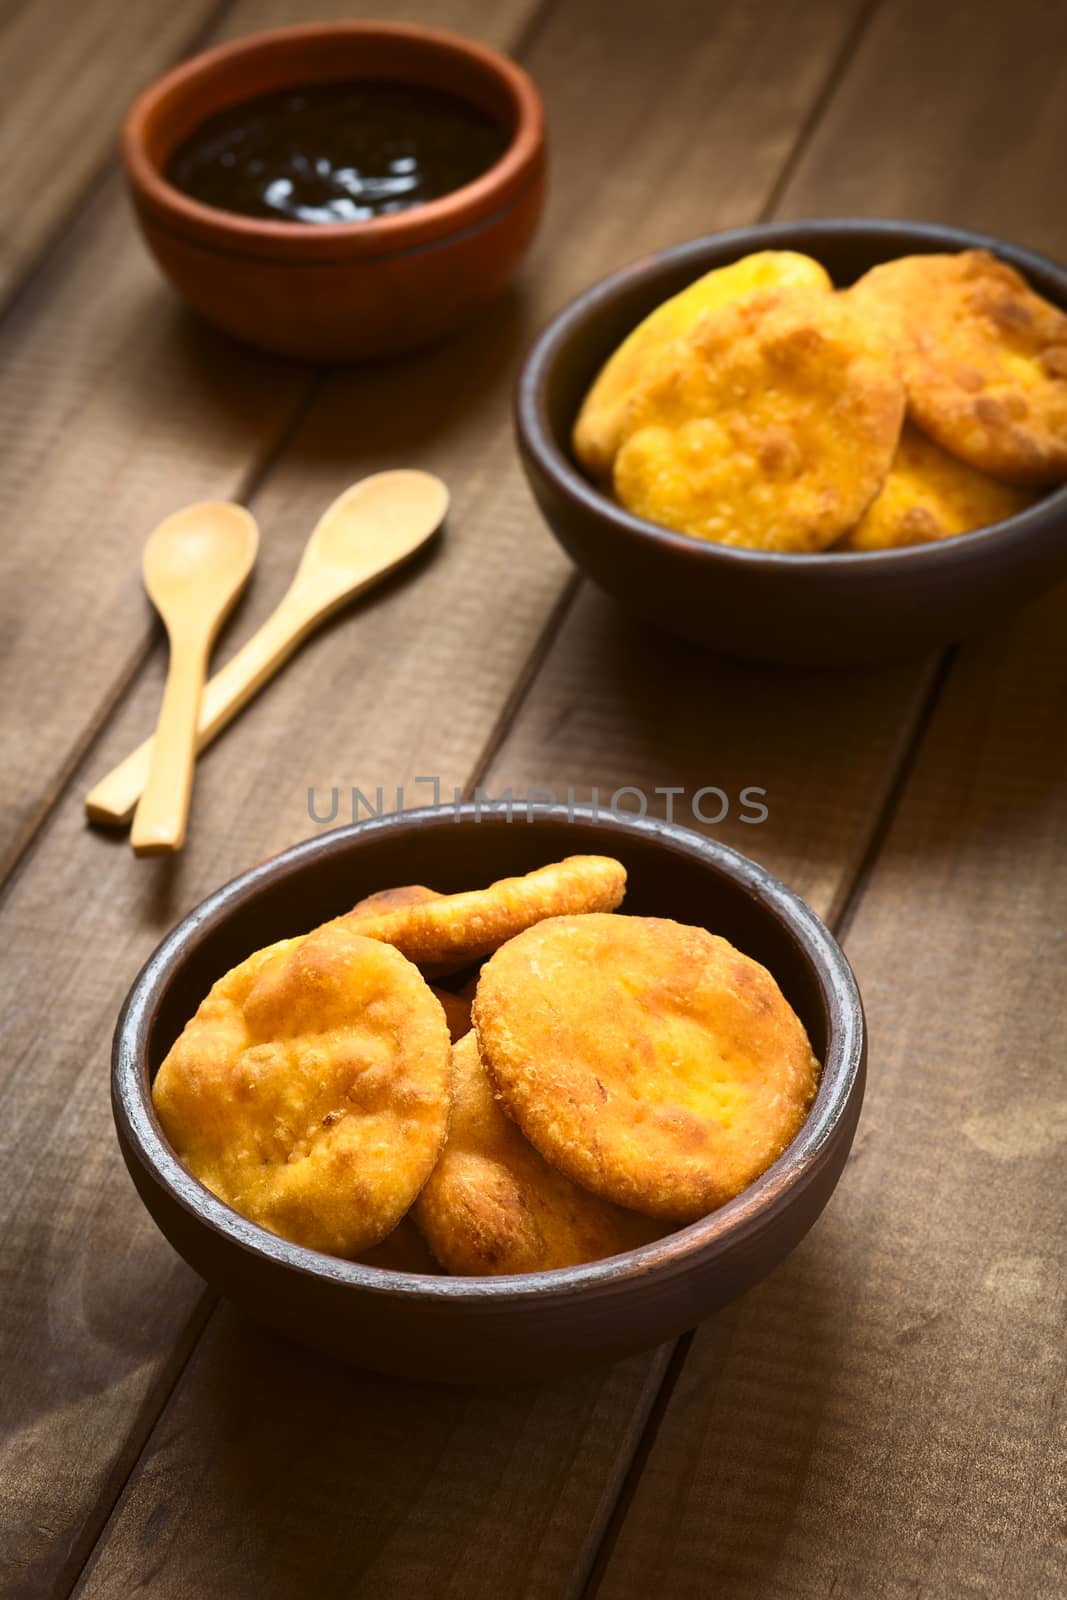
[166,80,510,225]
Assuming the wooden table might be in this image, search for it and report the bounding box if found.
[2,1,1065,1595]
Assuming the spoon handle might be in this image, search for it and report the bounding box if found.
[130,627,212,856]
[87,589,319,827]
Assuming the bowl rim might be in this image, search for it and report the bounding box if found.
[113,804,865,1304]
[516,216,1067,572]
[122,20,545,257]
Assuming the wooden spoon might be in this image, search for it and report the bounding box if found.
[129,503,259,856]
[87,470,448,828]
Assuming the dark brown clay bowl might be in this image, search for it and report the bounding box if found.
[123,23,545,361]
[113,806,864,1384]
[516,219,1067,665]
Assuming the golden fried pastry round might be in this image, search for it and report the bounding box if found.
[342,855,627,967]
[613,286,905,551]
[838,422,1038,550]
[414,1032,660,1274]
[152,922,452,1257]
[431,985,473,1043]
[356,1215,440,1273]
[573,250,833,476]
[474,914,820,1223]
[849,250,1067,485]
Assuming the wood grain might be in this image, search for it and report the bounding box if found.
[481,585,935,925]
[0,0,540,885]
[0,167,309,880]
[778,0,1067,258]
[582,2,1067,1594]
[0,0,219,306]
[591,586,1067,1600]
[0,2,878,1597]
[0,5,543,1595]
[77,1307,671,1600]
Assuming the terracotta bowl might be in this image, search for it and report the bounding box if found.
[516,219,1067,665]
[113,806,865,1384]
[123,23,545,361]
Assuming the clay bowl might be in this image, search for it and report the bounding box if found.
[516,218,1067,665]
[113,805,865,1384]
[123,22,545,361]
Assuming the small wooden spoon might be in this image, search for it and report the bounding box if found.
[130,504,258,856]
[87,471,448,828]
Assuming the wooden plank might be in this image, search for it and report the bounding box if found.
[0,3,876,1597]
[479,585,935,924]
[0,10,550,1598]
[0,0,535,886]
[73,1305,671,1600]
[584,1,1067,1593]
[775,0,1067,259]
[0,0,220,306]
[591,588,1067,1600]
[0,170,310,880]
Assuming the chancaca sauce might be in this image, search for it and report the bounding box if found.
[166,80,509,225]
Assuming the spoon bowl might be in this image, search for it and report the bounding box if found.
[131,503,258,856]
[288,469,450,618]
[143,512,254,600]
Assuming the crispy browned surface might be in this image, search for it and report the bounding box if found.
[431,985,474,1043]
[414,1032,661,1274]
[474,914,819,1222]
[612,285,904,551]
[850,250,1067,484]
[573,250,833,476]
[349,883,442,917]
[342,855,627,966]
[355,1214,441,1274]
[838,422,1038,549]
[152,923,452,1257]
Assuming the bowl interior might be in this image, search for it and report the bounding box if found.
[139,27,523,178]
[537,219,1067,511]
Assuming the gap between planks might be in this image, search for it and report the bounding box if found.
[754,0,887,224]
[57,1293,219,1600]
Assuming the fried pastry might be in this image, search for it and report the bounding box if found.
[342,855,627,967]
[573,250,832,476]
[838,422,1038,550]
[474,913,820,1223]
[849,250,1067,485]
[414,1031,660,1274]
[348,886,455,979]
[612,286,904,551]
[349,883,441,917]
[152,922,452,1257]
